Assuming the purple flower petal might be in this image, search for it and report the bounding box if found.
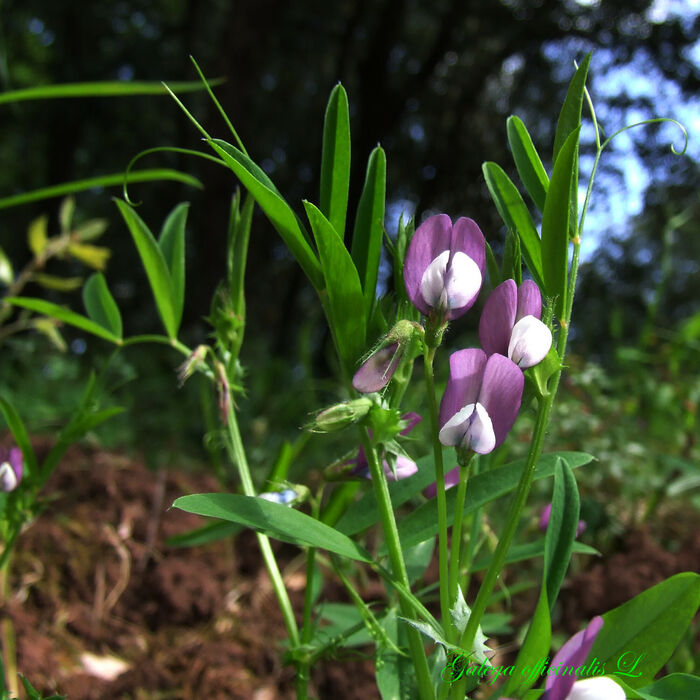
[403,214,452,315]
[424,465,460,498]
[446,218,486,319]
[477,354,523,448]
[539,503,553,532]
[352,343,400,393]
[439,349,487,428]
[479,279,517,356]
[516,280,542,321]
[9,447,23,482]
[400,412,423,435]
[383,454,418,481]
[545,616,604,700]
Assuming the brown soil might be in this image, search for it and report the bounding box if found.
[5,443,699,699]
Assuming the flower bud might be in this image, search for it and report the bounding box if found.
[176,345,208,387]
[309,398,373,433]
[352,320,422,394]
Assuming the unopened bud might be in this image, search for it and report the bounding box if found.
[0,447,23,492]
[309,398,373,433]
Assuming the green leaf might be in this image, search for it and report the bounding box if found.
[484,239,501,288]
[636,674,700,700]
[208,139,323,291]
[553,53,592,162]
[470,539,597,573]
[0,79,223,106]
[33,273,83,292]
[115,200,177,338]
[320,83,351,238]
[544,459,580,608]
[336,451,593,537]
[59,196,75,233]
[304,201,366,372]
[173,493,373,562]
[5,297,122,343]
[73,218,109,241]
[28,214,48,256]
[405,539,435,584]
[507,115,549,211]
[158,202,189,331]
[166,521,243,548]
[0,170,202,210]
[376,609,410,700]
[587,572,700,688]
[0,396,38,479]
[351,146,386,319]
[502,229,522,285]
[540,127,580,320]
[83,273,122,338]
[482,162,545,290]
[500,592,551,698]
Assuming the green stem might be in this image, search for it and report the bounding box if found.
[423,346,452,638]
[0,550,17,698]
[358,427,436,700]
[225,407,302,672]
[298,496,321,700]
[448,456,473,607]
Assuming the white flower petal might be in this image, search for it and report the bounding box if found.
[439,403,476,446]
[465,403,496,454]
[444,251,482,310]
[438,402,495,454]
[0,462,18,492]
[508,315,552,368]
[568,677,626,700]
[420,250,450,308]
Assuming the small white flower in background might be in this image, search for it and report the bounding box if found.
[259,489,298,506]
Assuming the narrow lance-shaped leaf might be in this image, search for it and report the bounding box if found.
[320,83,351,238]
[208,139,323,291]
[540,127,580,320]
[304,201,366,373]
[587,572,700,688]
[507,115,549,211]
[158,202,189,332]
[0,397,38,480]
[351,146,386,320]
[173,493,373,563]
[83,273,123,338]
[5,297,122,344]
[553,53,592,162]
[482,162,545,290]
[544,459,580,608]
[114,200,177,339]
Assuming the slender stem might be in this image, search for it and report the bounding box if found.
[225,407,301,649]
[448,456,472,607]
[358,427,436,700]
[423,346,452,637]
[298,496,321,700]
[0,550,17,698]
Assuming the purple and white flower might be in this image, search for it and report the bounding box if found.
[0,446,23,492]
[350,412,421,482]
[479,279,552,368]
[403,214,485,321]
[503,617,624,700]
[438,349,523,455]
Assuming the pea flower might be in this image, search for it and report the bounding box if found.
[505,617,624,700]
[479,279,552,368]
[403,214,485,321]
[438,349,523,454]
[352,320,420,394]
[540,503,586,537]
[0,446,23,492]
[349,412,421,481]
